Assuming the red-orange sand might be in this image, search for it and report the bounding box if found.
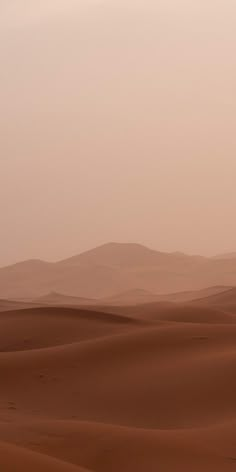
[0,294,236,470]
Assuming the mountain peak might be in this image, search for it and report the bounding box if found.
[57,242,192,269]
[58,242,163,268]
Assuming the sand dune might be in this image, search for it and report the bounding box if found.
[95,300,236,324]
[0,298,37,312]
[33,292,96,306]
[0,315,236,428]
[102,288,161,305]
[27,285,233,310]
[0,440,89,471]
[97,285,232,307]
[0,277,236,470]
[193,287,236,312]
[0,306,138,352]
[161,285,232,303]
[1,418,236,472]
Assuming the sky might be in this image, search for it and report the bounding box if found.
[1,0,236,266]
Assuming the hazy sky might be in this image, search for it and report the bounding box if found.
[1,1,236,266]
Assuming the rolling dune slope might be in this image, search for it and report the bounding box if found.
[0,440,89,471]
[193,287,236,312]
[0,299,235,470]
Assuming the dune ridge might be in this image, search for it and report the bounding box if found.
[1,244,236,470]
[0,296,236,470]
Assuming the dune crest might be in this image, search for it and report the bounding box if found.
[0,290,236,470]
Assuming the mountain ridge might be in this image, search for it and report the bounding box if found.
[0,242,236,299]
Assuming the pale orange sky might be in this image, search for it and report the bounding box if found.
[1,1,236,266]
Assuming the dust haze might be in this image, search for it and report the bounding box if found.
[1,4,236,471]
[1,0,236,264]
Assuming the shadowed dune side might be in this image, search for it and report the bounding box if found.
[0,323,236,429]
[1,418,236,472]
[32,292,97,306]
[89,301,236,324]
[22,285,233,310]
[0,281,236,471]
[0,299,38,312]
[161,285,232,303]
[133,303,236,323]
[0,306,139,352]
[101,288,161,305]
[0,440,90,471]
[192,287,236,313]
[101,285,231,306]
[0,301,235,470]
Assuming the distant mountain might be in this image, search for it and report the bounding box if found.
[57,242,204,268]
[1,242,236,299]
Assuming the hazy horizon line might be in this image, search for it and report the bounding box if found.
[1,241,236,269]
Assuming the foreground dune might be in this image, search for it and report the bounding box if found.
[0,440,89,471]
[1,418,236,472]
[0,300,235,470]
[0,306,139,352]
